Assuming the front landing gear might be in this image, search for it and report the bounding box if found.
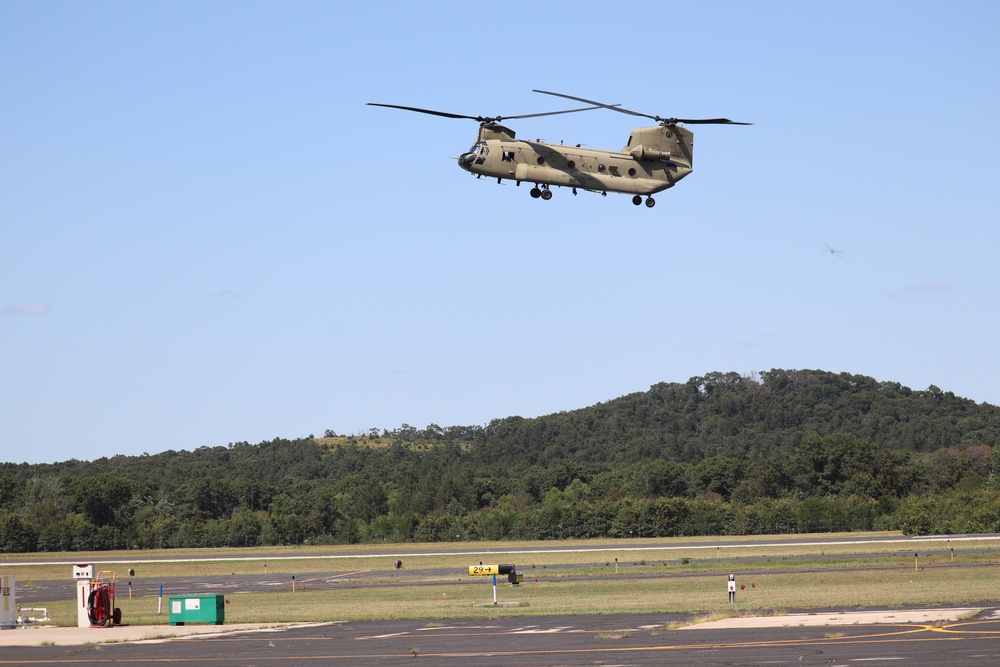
[530,185,553,201]
[633,195,656,208]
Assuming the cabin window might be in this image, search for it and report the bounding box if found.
[598,164,606,172]
[474,144,489,165]
[536,156,545,165]
[566,160,576,169]
[628,167,637,176]
[502,151,515,162]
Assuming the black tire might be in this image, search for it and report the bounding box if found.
[87,588,111,626]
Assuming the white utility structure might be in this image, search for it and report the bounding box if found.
[1,575,15,629]
[73,564,94,627]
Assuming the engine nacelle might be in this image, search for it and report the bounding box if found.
[630,145,672,162]
[628,145,691,170]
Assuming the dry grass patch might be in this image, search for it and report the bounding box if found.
[25,562,1000,627]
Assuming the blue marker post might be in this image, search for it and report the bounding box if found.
[158,585,163,615]
[492,574,498,605]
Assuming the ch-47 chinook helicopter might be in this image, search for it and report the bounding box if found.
[368,90,749,208]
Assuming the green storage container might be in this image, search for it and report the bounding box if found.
[168,594,225,625]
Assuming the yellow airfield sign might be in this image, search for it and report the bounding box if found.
[468,564,513,576]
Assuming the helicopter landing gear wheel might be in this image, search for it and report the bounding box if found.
[541,188,553,201]
[530,187,542,198]
[645,196,656,208]
[632,195,642,206]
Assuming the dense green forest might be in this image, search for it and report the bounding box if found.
[3,369,1000,552]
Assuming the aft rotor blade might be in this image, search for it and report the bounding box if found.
[533,90,751,126]
[533,90,654,120]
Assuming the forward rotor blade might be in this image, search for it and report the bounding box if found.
[366,103,484,122]
[368,101,612,124]
[672,117,752,125]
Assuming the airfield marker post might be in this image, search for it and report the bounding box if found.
[468,564,515,606]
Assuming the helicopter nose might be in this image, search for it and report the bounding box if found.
[458,152,476,167]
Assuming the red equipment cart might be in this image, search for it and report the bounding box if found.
[88,571,122,627]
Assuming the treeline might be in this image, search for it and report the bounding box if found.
[3,369,1000,552]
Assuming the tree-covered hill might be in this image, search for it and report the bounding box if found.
[2,369,1000,552]
[470,369,1000,466]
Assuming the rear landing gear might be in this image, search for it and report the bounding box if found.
[632,195,642,206]
[530,185,553,200]
[632,195,655,207]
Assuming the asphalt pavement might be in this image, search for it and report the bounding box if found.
[2,607,1000,666]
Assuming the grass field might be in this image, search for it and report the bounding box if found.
[4,532,999,626]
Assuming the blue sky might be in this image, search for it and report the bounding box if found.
[2,1,998,464]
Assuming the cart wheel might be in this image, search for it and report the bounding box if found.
[113,607,122,626]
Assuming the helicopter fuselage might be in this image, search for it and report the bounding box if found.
[457,123,694,200]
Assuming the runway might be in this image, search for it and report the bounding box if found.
[13,532,999,605]
[3,608,1000,666]
[6,533,996,569]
